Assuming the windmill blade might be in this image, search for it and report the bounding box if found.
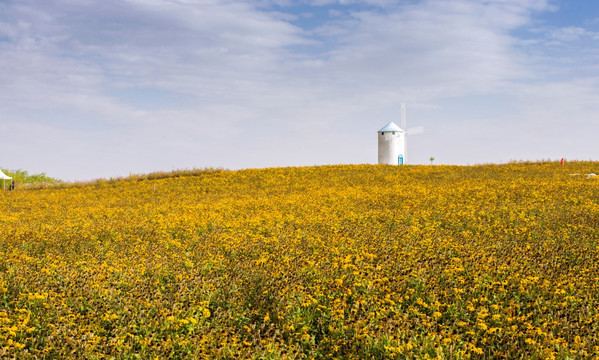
[406,126,424,135]
[401,103,407,163]
[401,103,406,130]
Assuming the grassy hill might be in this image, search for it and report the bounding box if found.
[0,162,598,358]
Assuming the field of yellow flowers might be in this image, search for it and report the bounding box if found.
[1,162,598,359]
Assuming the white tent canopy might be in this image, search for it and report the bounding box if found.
[0,169,12,190]
[0,169,11,180]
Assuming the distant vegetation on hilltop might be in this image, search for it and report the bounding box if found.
[1,167,225,190]
[0,168,59,186]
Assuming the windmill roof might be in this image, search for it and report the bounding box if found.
[378,122,404,132]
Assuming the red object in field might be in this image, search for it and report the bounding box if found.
[560,158,564,166]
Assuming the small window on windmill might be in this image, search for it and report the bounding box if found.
[392,131,395,135]
[381,132,384,135]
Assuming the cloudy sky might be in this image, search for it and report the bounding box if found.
[1,0,598,180]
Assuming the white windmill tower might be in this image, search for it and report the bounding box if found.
[377,103,423,165]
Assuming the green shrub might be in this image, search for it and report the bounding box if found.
[0,168,59,186]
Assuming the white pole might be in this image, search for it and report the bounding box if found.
[405,136,408,164]
[401,103,407,164]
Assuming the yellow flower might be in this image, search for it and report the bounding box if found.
[3,163,598,358]
[202,308,211,318]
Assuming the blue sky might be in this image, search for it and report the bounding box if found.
[0,0,598,180]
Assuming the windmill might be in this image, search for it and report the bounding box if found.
[378,103,424,165]
[400,103,424,164]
